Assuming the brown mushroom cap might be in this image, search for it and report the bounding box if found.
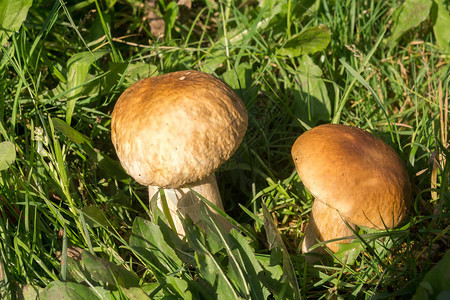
[111,70,248,188]
[291,124,411,229]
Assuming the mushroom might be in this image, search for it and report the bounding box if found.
[111,70,248,236]
[291,124,411,256]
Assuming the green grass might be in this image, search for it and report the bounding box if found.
[0,0,449,299]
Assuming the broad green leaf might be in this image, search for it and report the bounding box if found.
[195,249,241,300]
[0,141,16,171]
[202,44,228,73]
[230,230,270,299]
[65,49,109,124]
[222,62,252,90]
[412,251,450,300]
[129,217,183,273]
[184,213,240,300]
[16,284,43,300]
[0,0,32,45]
[202,0,316,72]
[279,25,331,58]
[262,203,301,300]
[123,286,151,300]
[432,0,450,54]
[123,62,158,84]
[197,255,236,299]
[259,0,317,38]
[154,217,196,265]
[81,206,110,228]
[63,248,139,288]
[334,242,363,265]
[197,204,262,298]
[39,281,102,300]
[65,255,91,284]
[388,0,433,47]
[52,118,92,145]
[222,63,258,104]
[81,251,140,288]
[165,276,192,299]
[104,62,158,90]
[202,0,274,72]
[256,254,286,297]
[87,13,111,48]
[82,145,129,181]
[292,55,331,126]
[164,1,178,40]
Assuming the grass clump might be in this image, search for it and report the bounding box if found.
[0,0,449,299]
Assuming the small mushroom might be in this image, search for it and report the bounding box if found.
[111,70,248,236]
[291,124,411,256]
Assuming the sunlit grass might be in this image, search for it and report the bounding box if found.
[0,0,448,299]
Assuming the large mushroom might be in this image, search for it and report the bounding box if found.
[111,70,248,236]
[291,124,411,256]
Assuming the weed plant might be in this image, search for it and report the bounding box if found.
[0,0,448,299]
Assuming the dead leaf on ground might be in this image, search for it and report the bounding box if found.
[177,0,192,8]
[55,245,84,261]
[144,0,165,38]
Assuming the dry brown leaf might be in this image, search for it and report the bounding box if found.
[177,0,191,9]
[55,245,84,261]
[144,0,165,38]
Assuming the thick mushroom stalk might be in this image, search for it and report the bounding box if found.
[111,70,247,237]
[302,200,355,254]
[292,124,411,258]
[149,174,232,236]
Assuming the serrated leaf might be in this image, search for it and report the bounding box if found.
[0,0,33,45]
[388,0,433,47]
[279,25,331,58]
[0,141,16,171]
[292,55,331,126]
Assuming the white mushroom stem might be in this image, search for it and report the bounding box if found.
[148,174,232,236]
[302,200,356,255]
